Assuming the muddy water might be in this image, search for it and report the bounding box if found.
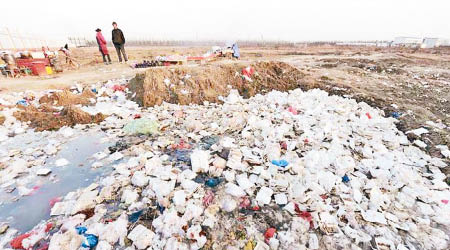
[0,132,115,233]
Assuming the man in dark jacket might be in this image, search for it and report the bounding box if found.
[112,22,127,63]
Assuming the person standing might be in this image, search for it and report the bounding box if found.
[96,28,111,65]
[59,44,80,69]
[111,22,127,63]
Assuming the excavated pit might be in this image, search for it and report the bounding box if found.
[128,61,308,107]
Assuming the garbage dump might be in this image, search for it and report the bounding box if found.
[0,64,449,250]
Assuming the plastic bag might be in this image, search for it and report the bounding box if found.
[123,118,159,135]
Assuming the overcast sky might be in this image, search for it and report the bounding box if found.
[2,0,449,42]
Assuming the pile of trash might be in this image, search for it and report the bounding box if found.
[128,61,306,107]
[0,71,449,249]
[8,81,133,131]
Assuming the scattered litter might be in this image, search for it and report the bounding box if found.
[406,127,429,136]
[123,118,159,135]
[76,226,98,249]
[0,224,8,234]
[128,210,144,223]
[264,228,276,243]
[414,140,427,148]
[342,174,350,183]
[55,158,69,167]
[436,145,450,158]
[391,111,401,118]
[271,159,289,167]
[37,168,52,176]
[127,224,154,249]
[205,177,221,187]
[287,106,298,115]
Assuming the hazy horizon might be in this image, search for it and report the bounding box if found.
[2,0,449,43]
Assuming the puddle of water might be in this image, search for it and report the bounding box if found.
[0,132,114,233]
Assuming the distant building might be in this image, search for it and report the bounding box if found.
[421,38,439,48]
[422,38,450,48]
[335,41,390,47]
[393,37,423,47]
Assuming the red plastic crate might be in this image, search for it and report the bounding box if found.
[16,58,50,68]
[30,62,47,76]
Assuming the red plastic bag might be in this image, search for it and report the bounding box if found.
[112,85,126,92]
[239,197,251,209]
[10,223,52,249]
[10,233,32,249]
[287,106,298,115]
[242,66,255,77]
[264,228,276,243]
[202,190,214,207]
[49,197,61,208]
[171,139,191,150]
[294,203,313,229]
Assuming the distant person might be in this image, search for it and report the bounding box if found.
[42,46,48,58]
[96,28,111,65]
[59,44,79,69]
[111,22,127,63]
[232,43,240,59]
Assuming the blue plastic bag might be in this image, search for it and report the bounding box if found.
[81,234,98,248]
[128,210,144,223]
[16,99,28,107]
[75,226,87,235]
[75,226,98,249]
[391,112,401,118]
[205,178,221,187]
[342,174,350,183]
[271,160,289,167]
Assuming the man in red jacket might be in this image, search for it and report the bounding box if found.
[96,28,111,65]
[112,22,127,63]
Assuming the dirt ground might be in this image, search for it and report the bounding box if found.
[1,45,449,179]
[279,47,450,181]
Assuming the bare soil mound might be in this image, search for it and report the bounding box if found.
[0,114,5,125]
[128,61,307,107]
[39,89,96,106]
[14,105,106,131]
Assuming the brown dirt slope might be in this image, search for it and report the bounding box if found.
[128,61,307,107]
[39,89,96,106]
[14,105,106,131]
